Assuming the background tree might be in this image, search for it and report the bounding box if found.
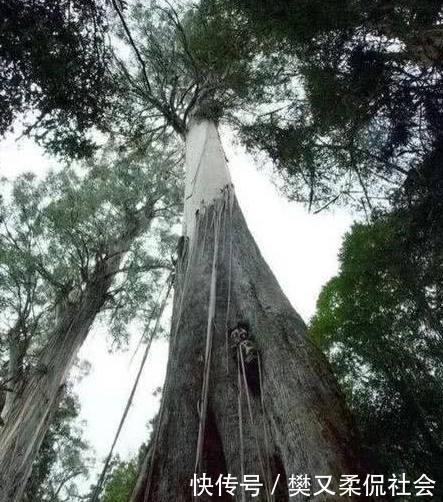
[96,413,157,502]
[99,457,139,502]
[98,445,152,502]
[215,0,443,220]
[0,142,181,502]
[310,215,443,499]
[23,385,93,502]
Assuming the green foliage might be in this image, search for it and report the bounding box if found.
[0,141,181,497]
[184,0,273,106]
[231,0,359,44]
[223,0,443,216]
[310,213,443,497]
[110,0,285,146]
[99,457,139,502]
[0,142,181,363]
[0,0,112,157]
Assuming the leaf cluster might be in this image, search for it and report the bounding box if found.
[310,213,443,497]
[227,0,443,215]
[108,0,286,146]
[0,141,181,376]
[0,0,112,157]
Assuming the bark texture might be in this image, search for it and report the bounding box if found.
[130,120,372,502]
[0,213,152,502]
[1,322,26,422]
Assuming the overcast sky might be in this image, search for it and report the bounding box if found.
[0,127,353,485]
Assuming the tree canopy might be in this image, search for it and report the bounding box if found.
[310,214,443,498]
[0,0,111,157]
[107,0,289,150]
[219,0,443,216]
[0,141,180,362]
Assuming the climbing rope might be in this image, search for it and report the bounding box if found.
[194,205,222,478]
[239,348,272,502]
[237,350,246,502]
[225,186,234,374]
[258,355,274,502]
[128,272,173,367]
[90,274,173,502]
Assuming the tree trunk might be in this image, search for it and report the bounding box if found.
[0,213,152,502]
[130,118,372,502]
[1,322,27,422]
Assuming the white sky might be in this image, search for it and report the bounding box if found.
[0,128,353,486]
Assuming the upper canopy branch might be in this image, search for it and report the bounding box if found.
[108,0,280,142]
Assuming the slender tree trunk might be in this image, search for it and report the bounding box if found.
[0,214,152,502]
[130,118,372,502]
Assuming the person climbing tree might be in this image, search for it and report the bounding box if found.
[230,321,261,396]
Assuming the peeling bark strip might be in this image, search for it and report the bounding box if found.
[0,266,115,502]
[130,119,373,502]
[0,211,153,502]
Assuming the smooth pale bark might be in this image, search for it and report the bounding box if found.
[0,212,152,502]
[130,119,373,502]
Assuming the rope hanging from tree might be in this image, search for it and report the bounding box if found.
[239,347,272,502]
[194,203,222,480]
[237,354,246,502]
[192,186,273,502]
[89,272,173,502]
[140,221,202,502]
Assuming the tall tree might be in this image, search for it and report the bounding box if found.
[108,3,376,500]
[131,118,371,502]
[310,214,443,499]
[0,144,181,502]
